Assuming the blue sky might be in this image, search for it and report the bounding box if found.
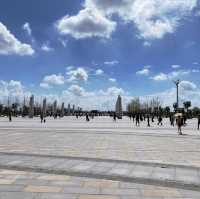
[0,0,200,110]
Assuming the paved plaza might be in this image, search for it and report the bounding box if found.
[0,116,200,198]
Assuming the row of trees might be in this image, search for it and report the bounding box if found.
[127,97,200,117]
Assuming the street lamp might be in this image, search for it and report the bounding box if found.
[173,80,180,109]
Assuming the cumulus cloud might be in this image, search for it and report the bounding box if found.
[109,78,117,83]
[171,65,181,69]
[22,22,32,36]
[66,67,88,82]
[180,80,197,91]
[40,74,65,88]
[95,69,104,75]
[0,22,34,55]
[136,69,150,76]
[84,0,198,41]
[56,8,116,39]
[136,65,151,76]
[62,85,126,110]
[41,43,54,52]
[152,73,168,81]
[0,80,33,105]
[99,86,124,96]
[68,85,94,97]
[150,81,200,107]
[152,69,199,81]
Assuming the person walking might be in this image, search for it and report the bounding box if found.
[113,113,117,122]
[177,115,183,135]
[40,112,44,123]
[86,113,90,122]
[198,115,200,130]
[157,115,163,126]
[147,115,150,127]
[8,110,12,122]
[136,114,140,126]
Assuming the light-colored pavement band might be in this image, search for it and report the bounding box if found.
[0,153,200,191]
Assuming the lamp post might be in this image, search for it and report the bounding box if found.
[173,80,180,109]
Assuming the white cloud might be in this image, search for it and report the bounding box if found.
[22,22,32,36]
[40,74,65,88]
[0,22,34,55]
[180,80,197,91]
[136,69,150,76]
[109,78,117,83]
[171,65,181,69]
[68,85,94,97]
[152,69,199,81]
[39,82,50,89]
[66,67,88,82]
[58,38,68,47]
[85,0,198,40]
[104,60,119,66]
[56,8,116,39]
[41,43,54,52]
[136,65,151,76]
[0,80,31,104]
[143,41,151,47]
[95,69,104,75]
[66,66,75,71]
[99,86,124,96]
[152,72,168,81]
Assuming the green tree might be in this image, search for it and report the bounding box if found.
[183,101,191,113]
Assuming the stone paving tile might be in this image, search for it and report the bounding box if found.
[129,165,155,178]
[141,187,181,197]
[101,188,140,196]
[0,179,15,185]
[175,168,200,184]
[37,174,71,181]
[151,166,175,181]
[37,193,78,199]
[15,179,50,186]
[79,195,119,199]
[107,167,132,176]
[0,184,25,192]
[24,185,63,193]
[62,187,100,194]
[84,179,119,188]
[89,166,110,174]
[0,192,37,199]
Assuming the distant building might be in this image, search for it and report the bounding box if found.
[29,95,34,118]
[115,95,123,119]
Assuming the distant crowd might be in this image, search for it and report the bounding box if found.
[4,109,200,135]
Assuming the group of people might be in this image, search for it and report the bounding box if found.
[127,113,200,135]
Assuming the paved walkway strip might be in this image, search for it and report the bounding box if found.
[0,153,199,191]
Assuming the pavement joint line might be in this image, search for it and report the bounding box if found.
[0,152,200,170]
[1,126,200,137]
[0,164,199,192]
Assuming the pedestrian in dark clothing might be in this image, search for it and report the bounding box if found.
[198,115,200,130]
[40,113,44,123]
[157,116,163,126]
[113,113,117,122]
[136,114,140,126]
[8,111,12,122]
[170,115,174,126]
[147,115,150,127]
[86,114,90,122]
[177,116,183,135]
